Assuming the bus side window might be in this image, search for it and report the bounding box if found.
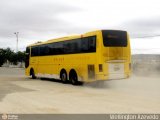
[40,45,46,56]
[73,39,81,53]
[81,38,89,52]
[49,43,57,55]
[54,42,63,55]
[63,41,72,54]
[26,47,30,55]
[44,45,49,55]
[48,44,53,55]
[31,46,39,56]
[88,36,96,52]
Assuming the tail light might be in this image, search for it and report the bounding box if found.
[99,64,103,72]
[129,63,131,70]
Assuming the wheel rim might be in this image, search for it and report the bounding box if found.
[31,70,36,79]
[62,73,67,82]
[32,71,34,76]
[71,75,77,84]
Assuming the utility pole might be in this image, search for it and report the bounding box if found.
[14,32,19,52]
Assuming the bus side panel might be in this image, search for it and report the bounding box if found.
[36,56,59,78]
[29,57,38,75]
[58,53,96,82]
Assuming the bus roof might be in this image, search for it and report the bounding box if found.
[27,30,121,47]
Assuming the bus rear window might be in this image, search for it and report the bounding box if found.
[102,30,127,47]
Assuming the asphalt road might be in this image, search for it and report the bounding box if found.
[0,67,160,113]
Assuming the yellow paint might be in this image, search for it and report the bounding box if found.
[25,30,131,82]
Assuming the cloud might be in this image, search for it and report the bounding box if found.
[0,0,87,50]
[0,0,83,38]
[118,17,160,38]
[0,0,160,52]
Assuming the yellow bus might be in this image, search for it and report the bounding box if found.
[25,30,131,85]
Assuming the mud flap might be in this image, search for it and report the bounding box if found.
[88,65,95,80]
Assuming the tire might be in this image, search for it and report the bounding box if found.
[31,69,36,79]
[61,71,67,83]
[70,72,78,85]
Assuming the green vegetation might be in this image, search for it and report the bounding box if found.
[0,48,25,67]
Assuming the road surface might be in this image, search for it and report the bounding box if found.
[0,67,160,113]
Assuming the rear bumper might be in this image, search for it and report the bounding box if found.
[83,72,130,82]
[96,73,130,80]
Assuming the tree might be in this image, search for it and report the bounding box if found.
[4,48,14,62]
[9,52,18,65]
[0,48,26,66]
[17,51,25,62]
[0,49,6,67]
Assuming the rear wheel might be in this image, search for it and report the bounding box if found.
[30,69,36,79]
[70,71,78,85]
[61,71,67,83]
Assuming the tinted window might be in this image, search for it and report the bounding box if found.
[26,47,30,54]
[44,45,49,55]
[88,36,96,52]
[25,47,30,68]
[64,38,81,54]
[31,35,96,56]
[39,45,45,56]
[81,36,96,52]
[54,42,64,54]
[81,37,89,52]
[48,43,55,55]
[31,46,39,56]
[102,30,127,47]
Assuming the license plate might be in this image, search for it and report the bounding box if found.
[109,63,124,74]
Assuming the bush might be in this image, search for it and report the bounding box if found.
[0,48,25,66]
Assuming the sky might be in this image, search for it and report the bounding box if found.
[0,0,160,54]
